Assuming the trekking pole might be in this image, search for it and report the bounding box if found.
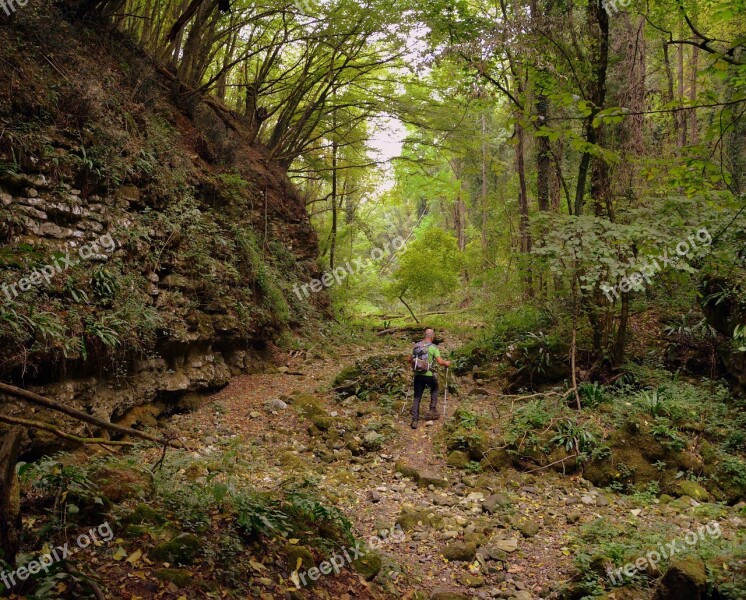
[443,368,449,419]
[400,379,411,417]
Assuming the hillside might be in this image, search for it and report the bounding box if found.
[0,6,324,454]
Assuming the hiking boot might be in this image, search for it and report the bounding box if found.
[410,419,419,429]
[425,409,440,421]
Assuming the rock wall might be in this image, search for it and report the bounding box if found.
[0,13,323,454]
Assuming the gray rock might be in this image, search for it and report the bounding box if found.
[265,398,288,411]
[483,494,511,514]
[492,538,519,553]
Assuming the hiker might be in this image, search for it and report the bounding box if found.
[407,328,451,429]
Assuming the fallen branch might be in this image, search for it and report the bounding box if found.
[523,453,580,474]
[0,382,184,449]
[501,391,567,400]
[0,414,135,447]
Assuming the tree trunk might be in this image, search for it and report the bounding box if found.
[536,94,550,212]
[329,137,338,270]
[677,17,687,150]
[689,46,699,144]
[516,119,533,296]
[481,113,489,252]
[591,125,612,219]
[575,0,609,216]
[0,427,22,565]
[399,296,419,323]
[612,291,629,364]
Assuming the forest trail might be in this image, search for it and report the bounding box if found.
[162,334,597,598]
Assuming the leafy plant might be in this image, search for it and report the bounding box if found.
[551,418,597,455]
[635,388,670,418]
[650,417,687,452]
[578,382,607,407]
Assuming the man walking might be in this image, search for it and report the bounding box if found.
[407,329,451,429]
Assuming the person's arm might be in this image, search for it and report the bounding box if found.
[431,346,451,368]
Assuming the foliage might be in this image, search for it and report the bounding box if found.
[386,226,461,308]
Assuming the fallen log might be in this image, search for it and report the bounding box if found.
[0,382,184,449]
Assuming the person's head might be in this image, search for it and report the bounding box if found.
[424,328,435,341]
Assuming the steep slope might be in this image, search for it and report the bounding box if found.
[0,6,324,452]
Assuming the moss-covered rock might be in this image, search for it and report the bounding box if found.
[333,355,408,400]
[482,448,513,470]
[446,451,471,468]
[351,550,382,581]
[430,591,470,600]
[417,472,449,489]
[458,573,485,587]
[149,533,202,565]
[446,427,490,462]
[155,568,193,588]
[584,426,696,492]
[395,461,419,480]
[396,507,436,532]
[674,480,711,501]
[286,544,315,572]
[442,541,477,562]
[652,558,707,600]
[125,503,167,526]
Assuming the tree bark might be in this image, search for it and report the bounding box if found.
[516,118,533,296]
[689,46,699,144]
[677,16,687,150]
[537,94,551,212]
[0,427,22,565]
[574,0,609,216]
[329,136,339,270]
[481,114,489,252]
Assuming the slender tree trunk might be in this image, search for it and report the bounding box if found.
[329,137,338,270]
[516,119,533,296]
[0,428,22,565]
[663,42,679,145]
[591,125,612,218]
[612,291,629,364]
[399,296,419,323]
[551,139,563,212]
[481,113,489,253]
[537,94,550,212]
[454,193,466,252]
[689,46,699,144]
[677,17,687,150]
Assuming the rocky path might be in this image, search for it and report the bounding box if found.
[170,337,743,600]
